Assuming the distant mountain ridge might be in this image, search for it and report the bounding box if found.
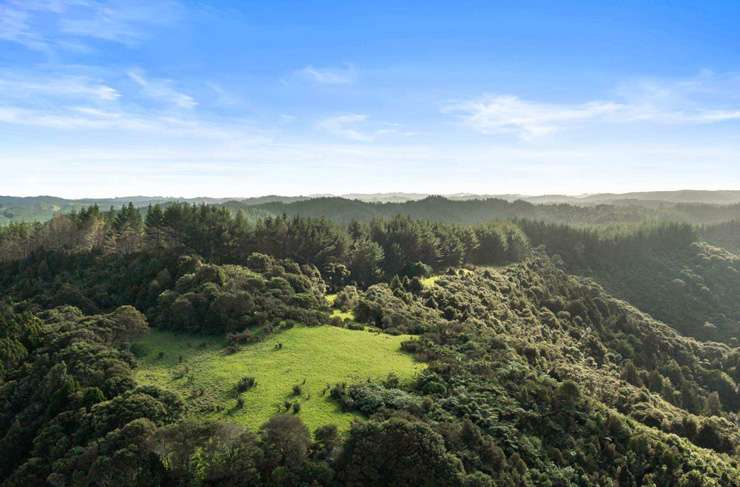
[2,190,740,226]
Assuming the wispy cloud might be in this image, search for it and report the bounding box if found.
[60,0,182,46]
[448,72,740,139]
[0,104,268,141]
[316,114,414,142]
[0,0,182,52]
[318,114,373,141]
[0,3,46,50]
[447,96,621,138]
[0,71,119,102]
[296,65,356,85]
[206,82,247,107]
[128,69,197,109]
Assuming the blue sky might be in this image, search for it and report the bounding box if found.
[1,0,739,197]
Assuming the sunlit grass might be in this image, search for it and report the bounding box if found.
[134,326,423,432]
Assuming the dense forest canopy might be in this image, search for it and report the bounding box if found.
[0,197,738,486]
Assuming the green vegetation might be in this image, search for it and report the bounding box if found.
[419,275,441,287]
[246,194,740,225]
[702,220,740,253]
[521,220,740,343]
[1,197,739,486]
[134,327,423,431]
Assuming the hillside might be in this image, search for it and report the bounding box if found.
[703,221,740,254]
[0,202,738,485]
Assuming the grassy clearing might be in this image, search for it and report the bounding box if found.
[421,270,475,288]
[420,275,442,287]
[326,293,356,321]
[330,309,355,321]
[134,326,423,432]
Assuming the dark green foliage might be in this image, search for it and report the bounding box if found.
[335,418,464,487]
[354,282,445,334]
[331,382,422,416]
[702,220,740,253]
[0,306,182,485]
[154,253,329,334]
[235,376,256,393]
[0,304,41,379]
[521,220,740,343]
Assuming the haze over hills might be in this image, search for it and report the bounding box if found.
[3,190,740,226]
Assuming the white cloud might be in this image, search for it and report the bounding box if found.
[318,113,373,141]
[296,65,356,84]
[447,96,622,138]
[0,0,182,52]
[128,69,197,109]
[0,4,46,50]
[0,103,270,142]
[316,114,413,142]
[449,72,740,139]
[60,1,182,46]
[0,71,120,102]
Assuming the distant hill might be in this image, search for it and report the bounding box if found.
[0,195,309,226]
[245,195,740,226]
[339,190,740,205]
[3,190,740,226]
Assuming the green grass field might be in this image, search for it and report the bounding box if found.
[134,326,423,432]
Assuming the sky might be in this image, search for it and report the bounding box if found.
[1,0,740,198]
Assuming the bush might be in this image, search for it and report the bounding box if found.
[236,376,256,393]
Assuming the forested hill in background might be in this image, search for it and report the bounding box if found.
[245,196,740,226]
[0,195,311,226]
[4,190,740,226]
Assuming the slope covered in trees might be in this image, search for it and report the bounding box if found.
[703,221,740,254]
[521,221,740,344]
[0,201,738,486]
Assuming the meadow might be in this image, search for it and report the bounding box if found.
[134,325,424,432]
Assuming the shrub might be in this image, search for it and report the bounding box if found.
[236,376,256,393]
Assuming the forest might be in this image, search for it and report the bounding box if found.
[0,197,738,486]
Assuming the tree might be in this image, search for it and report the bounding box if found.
[349,239,384,286]
[107,305,149,344]
[704,391,722,416]
[260,415,311,472]
[336,418,463,487]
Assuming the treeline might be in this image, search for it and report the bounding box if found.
[519,220,699,269]
[246,195,740,226]
[702,220,740,254]
[0,203,529,288]
[520,220,740,343]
